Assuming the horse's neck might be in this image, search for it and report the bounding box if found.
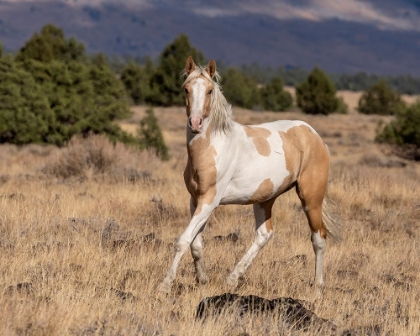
[186,121,220,161]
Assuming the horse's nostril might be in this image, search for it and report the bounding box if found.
[188,118,193,127]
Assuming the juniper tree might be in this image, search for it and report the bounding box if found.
[296,67,339,115]
[147,34,205,106]
[222,68,260,109]
[0,58,55,144]
[260,77,292,112]
[358,80,404,115]
[138,108,169,160]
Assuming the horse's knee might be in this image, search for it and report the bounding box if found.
[255,230,272,248]
[191,243,203,260]
[175,239,190,253]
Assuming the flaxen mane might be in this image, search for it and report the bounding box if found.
[182,66,233,134]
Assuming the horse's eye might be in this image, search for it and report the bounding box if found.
[185,88,189,94]
[208,89,213,95]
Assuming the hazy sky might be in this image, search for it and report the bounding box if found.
[4,0,420,31]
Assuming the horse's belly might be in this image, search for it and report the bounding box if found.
[219,160,295,205]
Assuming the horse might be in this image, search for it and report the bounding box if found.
[158,56,341,294]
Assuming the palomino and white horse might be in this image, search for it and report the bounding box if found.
[159,56,341,293]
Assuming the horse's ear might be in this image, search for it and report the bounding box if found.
[185,56,196,76]
[206,59,216,78]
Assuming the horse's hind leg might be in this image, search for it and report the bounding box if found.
[191,231,208,284]
[227,198,276,287]
[296,168,328,287]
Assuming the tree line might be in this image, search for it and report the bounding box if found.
[0,25,418,160]
[0,25,168,159]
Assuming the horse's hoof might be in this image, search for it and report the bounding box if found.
[226,275,238,288]
[197,275,209,285]
[312,284,325,299]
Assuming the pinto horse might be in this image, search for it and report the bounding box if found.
[159,56,341,293]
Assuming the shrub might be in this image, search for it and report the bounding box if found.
[335,97,348,114]
[376,102,420,160]
[259,77,292,112]
[358,80,404,115]
[296,67,339,115]
[43,134,144,180]
[138,108,169,161]
[222,68,260,109]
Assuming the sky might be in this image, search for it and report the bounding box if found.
[4,0,419,31]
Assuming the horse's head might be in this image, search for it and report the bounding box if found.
[184,56,217,134]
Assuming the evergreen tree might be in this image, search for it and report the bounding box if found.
[376,102,420,160]
[89,53,131,120]
[138,108,169,160]
[358,80,404,115]
[0,58,55,144]
[259,77,292,112]
[147,34,205,106]
[296,67,339,115]
[9,25,133,146]
[222,68,260,109]
[16,24,86,63]
[376,102,420,146]
[121,60,154,105]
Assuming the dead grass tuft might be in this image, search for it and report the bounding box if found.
[42,134,152,182]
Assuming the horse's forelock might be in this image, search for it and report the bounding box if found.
[182,66,221,87]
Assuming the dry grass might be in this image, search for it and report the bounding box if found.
[0,103,419,335]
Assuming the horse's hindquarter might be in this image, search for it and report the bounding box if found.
[219,121,311,205]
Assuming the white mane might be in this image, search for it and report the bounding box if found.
[182,66,233,134]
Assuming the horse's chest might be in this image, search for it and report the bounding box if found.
[183,149,218,198]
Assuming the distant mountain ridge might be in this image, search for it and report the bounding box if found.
[1,0,420,75]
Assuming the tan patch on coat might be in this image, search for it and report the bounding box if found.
[184,127,218,215]
[245,178,274,204]
[260,198,276,232]
[276,130,302,195]
[279,125,329,238]
[244,126,272,156]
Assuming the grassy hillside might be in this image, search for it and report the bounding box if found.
[0,94,419,334]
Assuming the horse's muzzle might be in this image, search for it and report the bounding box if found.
[188,116,203,133]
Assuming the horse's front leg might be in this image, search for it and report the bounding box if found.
[189,197,208,285]
[159,199,216,294]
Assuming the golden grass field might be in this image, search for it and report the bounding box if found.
[0,91,419,335]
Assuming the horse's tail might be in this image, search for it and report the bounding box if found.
[322,195,343,242]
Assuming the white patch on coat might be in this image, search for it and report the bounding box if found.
[218,121,311,205]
